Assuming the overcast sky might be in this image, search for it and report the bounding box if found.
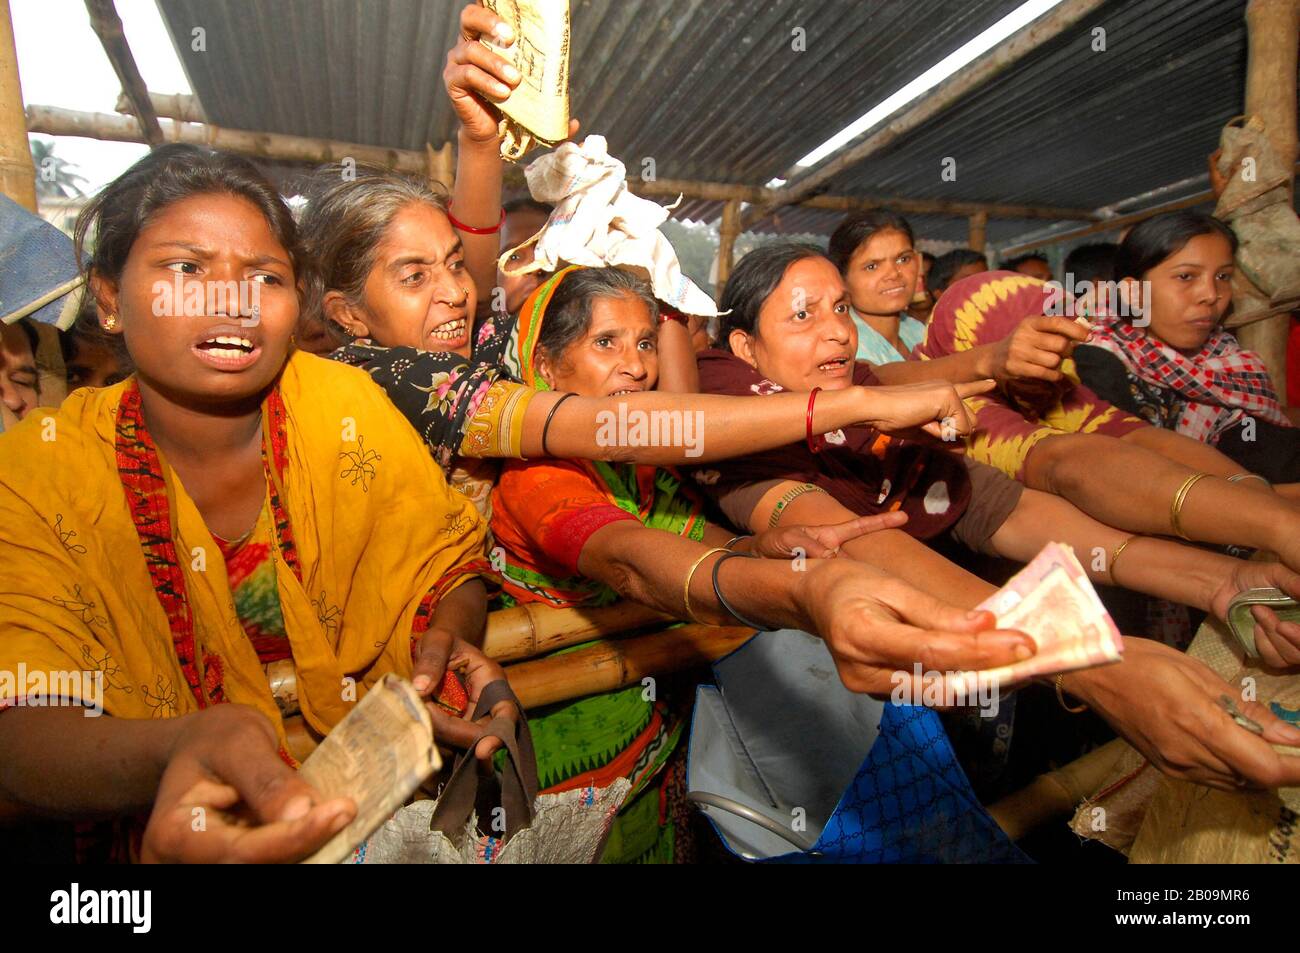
[14,0,191,194]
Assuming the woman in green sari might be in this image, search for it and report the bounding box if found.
[489,265,900,861]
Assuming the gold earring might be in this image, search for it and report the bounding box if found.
[104,314,118,331]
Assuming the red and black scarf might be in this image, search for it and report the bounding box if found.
[1086,320,1290,442]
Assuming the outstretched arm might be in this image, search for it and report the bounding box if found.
[522,379,996,463]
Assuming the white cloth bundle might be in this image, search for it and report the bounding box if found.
[500,135,721,317]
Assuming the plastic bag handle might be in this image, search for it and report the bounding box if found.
[687,790,818,852]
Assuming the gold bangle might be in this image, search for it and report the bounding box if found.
[1055,674,1088,714]
[1108,535,1137,585]
[768,482,824,528]
[683,547,729,623]
[1170,472,1210,541]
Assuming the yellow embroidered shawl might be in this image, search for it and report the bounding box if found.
[0,350,488,742]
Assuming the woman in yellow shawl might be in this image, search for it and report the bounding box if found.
[0,145,506,863]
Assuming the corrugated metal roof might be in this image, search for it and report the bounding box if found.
[816,0,1253,244]
[154,0,1271,243]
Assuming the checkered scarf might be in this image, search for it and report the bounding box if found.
[1086,319,1290,442]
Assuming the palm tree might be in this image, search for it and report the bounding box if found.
[30,139,89,199]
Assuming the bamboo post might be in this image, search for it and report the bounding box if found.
[0,0,35,210]
[425,140,454,190]
[84,0,163,146]
[1234,0,1299,395]
[968,211,988,256]
[716,198,741,299]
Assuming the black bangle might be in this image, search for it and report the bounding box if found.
[711,551,777,632]
[540,392,576,457]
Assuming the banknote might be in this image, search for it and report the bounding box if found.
[950,542,1124,694]
[480,0,571,160]
[299,674,441,864]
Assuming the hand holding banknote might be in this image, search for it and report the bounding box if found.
[141,704,355,863]
[800,559,1037,697]
[445,4,578,150]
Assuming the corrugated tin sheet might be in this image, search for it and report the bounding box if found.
[156,0,1022,182]
[154,0,1273,244]
[818,0,1254,235]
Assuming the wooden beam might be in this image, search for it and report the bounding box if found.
[741,0,1109,230]
[716,198,741,298]
[0,0,35,210]
[968,211,988,254]
[84,0,163,146]
[425,140,454,189]
[93,93,1103,225]
[1235,0,1299,396]
[26,105,430,175]
[114,89,206,124]
[999,190,1217,257]
[626,176,1098,222]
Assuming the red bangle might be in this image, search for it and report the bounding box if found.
[445,201,506,235]
[658,304,689,326]
[806,386,823,453]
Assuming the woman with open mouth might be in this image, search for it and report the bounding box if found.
[295,4,991,522]
[0,144,514,863]
[689,240,1300,790]
[487,264,923,862]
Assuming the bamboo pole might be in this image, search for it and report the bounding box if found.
[503,623,754,709]
[425,140,454,190]
[281,622,754,762]
[115,90,206,124]
[25,105,428,174]
[716,198,741,298]
[628,176,1097,222]
[741,0,1109,229]
[0,0,35,210]
[483,601,672,663]
[1234,0,1299,395]
[87,96,1102,224]
[968,211,988,255]
[999,190,1218,257]
[84,0,163,146]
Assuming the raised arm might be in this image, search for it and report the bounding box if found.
[654,316,701,393]
[444,4,513,304]
[443,4,581,307]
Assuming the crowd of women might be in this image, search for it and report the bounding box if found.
[3,3,1300,863]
